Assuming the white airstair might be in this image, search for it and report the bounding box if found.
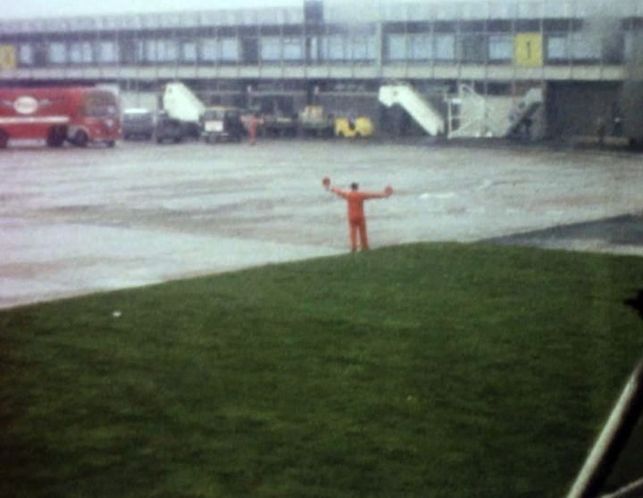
[162,82,206,123]
[504,87,544,137]
[445,84,544,139]
[447,84,491,139]
[378,83,445,136]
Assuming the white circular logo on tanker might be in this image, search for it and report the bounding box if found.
[13,96,39,115]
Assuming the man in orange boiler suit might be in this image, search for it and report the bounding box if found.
[323,177,393,252]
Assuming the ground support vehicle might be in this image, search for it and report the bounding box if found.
[122,109,154,140]
[261,114,298,137]
[155,112,183,144]
[161,82,205,141]
[298,105,334,137]
[0,86,120,148]
[334,117,374,138]
[200,107,244,143]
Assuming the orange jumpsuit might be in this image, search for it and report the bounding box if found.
[247,116,261,145]
[331,187,389,251]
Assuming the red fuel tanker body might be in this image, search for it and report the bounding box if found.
[0,86,120,148]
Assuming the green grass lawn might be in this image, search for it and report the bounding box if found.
[1,243,642,498]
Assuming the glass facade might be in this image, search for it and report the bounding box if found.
[18,44,33,65]
[261,37,281,61]
[547,35,568,61]
[489,35,513,61]
[320,34,376,61]
[98,41,118,63]
[1,6,639,70]
[569,32,601,61]
[181,41,197,63]
[200,38,239,62]
[48,42,67,64]
[221,38,239,61]
[409,34,432,60]
[434,34,456,61]
[283,38,303,61]
[386,34,406,61]
[69,42,93,64]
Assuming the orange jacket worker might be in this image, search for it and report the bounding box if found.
[323,178,393,252]
[246,114,262,145]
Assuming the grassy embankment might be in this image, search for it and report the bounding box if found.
[1,243,642,498]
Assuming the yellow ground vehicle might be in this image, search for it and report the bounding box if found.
[334,116,374,138]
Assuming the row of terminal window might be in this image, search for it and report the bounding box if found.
[12,31,636,66]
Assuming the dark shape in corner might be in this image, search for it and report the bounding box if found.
[624,290,643,320]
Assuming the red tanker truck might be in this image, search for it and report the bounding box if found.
[0,86,120,148]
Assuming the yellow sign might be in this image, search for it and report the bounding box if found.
[0,44,17,70]
[514,33,543,67]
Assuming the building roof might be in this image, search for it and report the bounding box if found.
[0,0,641,35]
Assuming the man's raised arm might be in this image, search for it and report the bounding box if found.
[329,186,349,198]
[361,186,394,200]
[322,177,348,198]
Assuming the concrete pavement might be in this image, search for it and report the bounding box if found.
[1,139,641,309]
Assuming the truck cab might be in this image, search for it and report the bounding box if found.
[200,107,244,143]
[155,111,183,144]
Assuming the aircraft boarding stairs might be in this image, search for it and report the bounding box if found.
[503,87,544,138]
[378,83,445,136]
[445,85,544,139]
[379,83,543,140]
[162,82,206,123]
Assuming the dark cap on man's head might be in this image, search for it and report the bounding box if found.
[351,182,359,190]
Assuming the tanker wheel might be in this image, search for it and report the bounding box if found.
[0,129,8,149]
[73,130,89,147]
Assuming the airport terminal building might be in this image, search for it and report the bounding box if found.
[0,0,642,139]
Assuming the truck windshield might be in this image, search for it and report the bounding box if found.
[84,92,119,118]
[204,110,224,120]
[124,112,152,122]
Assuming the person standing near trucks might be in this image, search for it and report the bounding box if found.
[246,113,262,145]
[323,177,393,252]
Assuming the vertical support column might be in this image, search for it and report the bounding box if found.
[96,18,103,83]
[304,16,310,82]
[456,7,462,90]
[279,17,284,80]
[194,12,200,80]
[115,22,122,84]
[172,23,178,81]
[375,4,385,134]
[511,8,517,98]
[193,12,201,82]
[375,20,384,79]
[135,16,142,108]
[568,0,576,70]
[235,24,240,79]
[483,3,490,95]
[403,7,409,78]
[539,1,547,139]
[429,3,435,81]
[214,23,220,80]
